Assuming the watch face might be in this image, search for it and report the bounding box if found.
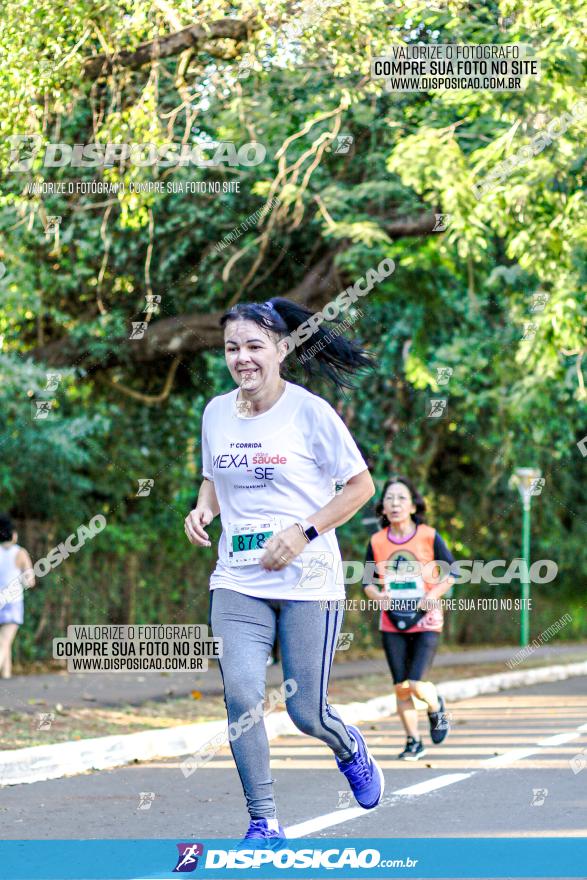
[305,525,319,541]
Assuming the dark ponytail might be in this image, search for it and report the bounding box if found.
[0,514,15,542]
[220,297,375,390]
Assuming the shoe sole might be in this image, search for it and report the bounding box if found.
[237,830,287,850]
[402,750,427,761]
[347,725,385,809]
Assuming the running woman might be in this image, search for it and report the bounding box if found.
[363,476,458,760]
[0,514,35,679]
[184,298,384,842]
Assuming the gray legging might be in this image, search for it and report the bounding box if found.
[209,587,355,819]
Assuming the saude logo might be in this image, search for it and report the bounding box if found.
[213,450,287,481]
[252,453,287,464]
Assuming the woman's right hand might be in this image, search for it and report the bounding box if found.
[184,507,214,547]
[378,592,392,610]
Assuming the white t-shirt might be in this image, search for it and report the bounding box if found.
[201,381,368,600]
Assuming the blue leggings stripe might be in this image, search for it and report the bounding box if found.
[318,606,350,755]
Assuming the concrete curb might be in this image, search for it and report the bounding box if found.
[2,659,587,786]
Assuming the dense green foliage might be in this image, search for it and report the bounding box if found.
[0,0,585,663]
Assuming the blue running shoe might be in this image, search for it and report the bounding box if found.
[336,725,385,809]
[236,818,286,849]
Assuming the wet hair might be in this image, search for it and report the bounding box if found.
[220,297,374,390]
[375,475,427,528]
[0,514,15,542]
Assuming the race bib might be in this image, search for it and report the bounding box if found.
[226,518,282,567]
[383,557,425,600]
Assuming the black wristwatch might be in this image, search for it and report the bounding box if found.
[298,519,319,542]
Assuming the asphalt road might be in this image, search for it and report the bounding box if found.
[2,676,586,845]
[1,643,585,712]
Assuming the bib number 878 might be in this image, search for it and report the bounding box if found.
[233,531,271,552]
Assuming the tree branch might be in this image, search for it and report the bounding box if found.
[28,253,339,369]
[96,356,181,404]
[28,212,437,370]
[383,211,441,238]
[83,17,260,79]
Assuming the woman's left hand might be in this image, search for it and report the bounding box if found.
[260,525,308,571]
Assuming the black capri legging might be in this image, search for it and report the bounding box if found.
[382,631,440,682]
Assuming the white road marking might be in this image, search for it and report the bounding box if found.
[286,806,375,838]
[482,729,585,767]
[482,747,541,767]
[537,732,583,746]
[285,720,587,837]
[393,773,474,796]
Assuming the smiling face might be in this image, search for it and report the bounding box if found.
[383,481,417,525]
[224,319,287,393]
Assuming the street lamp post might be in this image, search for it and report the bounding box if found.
[510,467,543,647]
